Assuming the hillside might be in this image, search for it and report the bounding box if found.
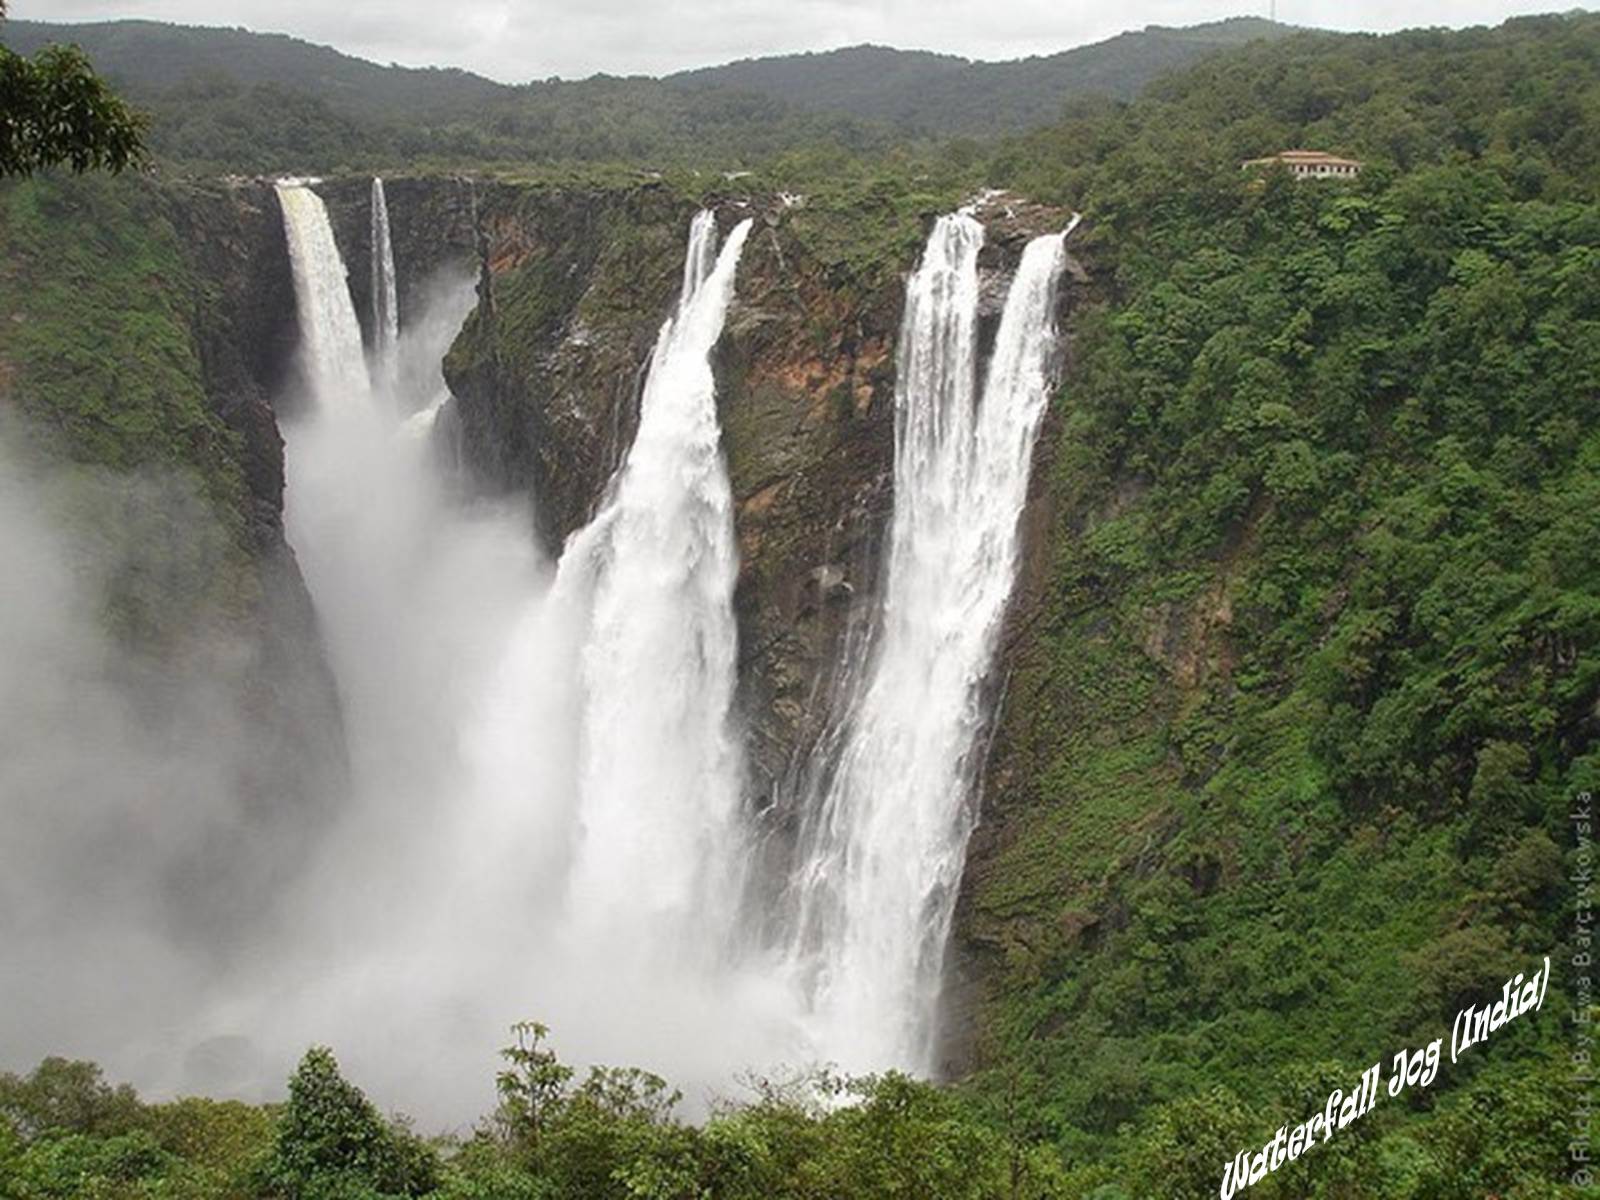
[0,8,1596,1200]
[669,18,1292,131]
[3,15,1289,170]
[0,18,504,125]
[954,10,1600,1193]
[666,43,972,120]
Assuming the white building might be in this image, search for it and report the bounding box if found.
[1242,149,1364,180]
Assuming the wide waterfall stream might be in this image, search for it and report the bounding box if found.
[560,212,753,954]
[781,213,1070,1074]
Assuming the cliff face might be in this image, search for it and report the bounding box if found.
[318,174,480,354]
[159,177,300,544]
[0,167,1082,1059]
[433,182,1076,843]
[441,184,697,545]
[713,200,903,798]
[0,173,345,939]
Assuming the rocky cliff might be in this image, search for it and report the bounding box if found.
[428,180,1083,898]
[0,172,344,940]
[0,166,1085,1062]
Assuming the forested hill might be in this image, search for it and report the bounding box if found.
[0,19,504,126]
[1,15,1288,170]
[1,7,1599,1198]
[666,18,1290,132]
[950,9,1600,1194]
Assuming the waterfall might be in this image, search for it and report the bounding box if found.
[559,210,754,958]
[257,183,1065,1105]
[370,177,400,390]
[785,214,1069,1074]
[262,193,780,1113]
[265,176,551,1120]
[443,208,792,1100]
[275,182,371,404]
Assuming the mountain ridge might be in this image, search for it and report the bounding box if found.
[4,15,1291,139]
[667,18,1291,130]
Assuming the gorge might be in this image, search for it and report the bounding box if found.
[174,176,1080,1114]
[3,12,1595,1194]
[0,159,1088,1128]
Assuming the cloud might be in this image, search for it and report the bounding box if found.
[8,0,1577,83]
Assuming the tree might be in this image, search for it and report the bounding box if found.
[0,0,147,176]
[260,1047,439,1199]
[492,1021,574,1159]
[0,1058,144,1141]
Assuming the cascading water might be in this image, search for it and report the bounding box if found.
[559,210,754,957]
[276,183,371,404]
[370,177,400,395]
[370,177,400,354]
[255,194,783,1113]
[1,153,1081,1125]
[452,209,791,1096]
[782,213,1070,1074]
[176,184,1062,1114]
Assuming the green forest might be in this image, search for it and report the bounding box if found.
[1,8,1597,1199]
[0,16,1281,173]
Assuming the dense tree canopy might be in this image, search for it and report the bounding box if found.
[0,9,1594,1198]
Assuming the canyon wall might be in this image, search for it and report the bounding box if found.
[0,174,345,938]
[0,169,1086,1068]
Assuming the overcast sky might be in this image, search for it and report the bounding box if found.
[11,0,1580,83]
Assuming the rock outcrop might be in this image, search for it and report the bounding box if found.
[432,182,1086,1002]
[12,170,1085,1061]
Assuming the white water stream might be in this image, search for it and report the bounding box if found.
[781,213,1070,1074]
[5,184,1070,1118]
[369,176,400,393]
[560,211,753,952]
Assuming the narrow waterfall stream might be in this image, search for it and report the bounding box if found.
[369,176,400,394]
[370,176,400,356]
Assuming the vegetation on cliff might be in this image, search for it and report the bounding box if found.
[953,9,1600,1196]
[0,16,1283,175]
[0,173,259,640]
[0,166,344,904]
[0,9,1596,1200]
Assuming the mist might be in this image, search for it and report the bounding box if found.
[0,191,813,1127]
[0,428,309,1093]
[224,203,806,1124]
